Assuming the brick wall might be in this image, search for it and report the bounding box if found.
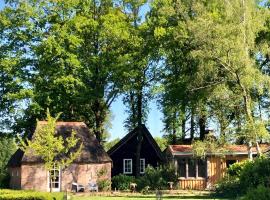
[61,162,111,191]
[9,162,112,192]
[21,164,48,191]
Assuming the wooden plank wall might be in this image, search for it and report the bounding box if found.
[207,156,226,188]
[178,155,248,190]
[179,179,206,190]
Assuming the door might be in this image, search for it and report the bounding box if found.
[49,165,61,192]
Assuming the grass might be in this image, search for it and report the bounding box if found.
[71,196,229,200]
[70,192,231,200]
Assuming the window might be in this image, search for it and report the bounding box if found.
[188,159,196,177]
[226,160,236,168]
[178,158,186,177]
[49,164,60,191]
[198,159,207,177]
[178,158,206,179]
[123,159,132,174]
[140,159,145,174]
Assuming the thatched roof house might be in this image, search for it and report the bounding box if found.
[8,121,111,192]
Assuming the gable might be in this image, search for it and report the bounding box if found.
[108,125,164,162]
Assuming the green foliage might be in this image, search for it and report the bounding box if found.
[97,167,111,191]
[0,136,16,188]
[0,190,63,200]
[227,161,248,177]
[111,174,135,191]
[19,109,82,171]
[192,135,227,159]
[242,185,270,200]
[135,165,177,191]
[104,138,120,152]
[216,157,270,198]
[154,137,168,151]
[0,0,132,142]
[215,161,247,197]
[239,157,270,191]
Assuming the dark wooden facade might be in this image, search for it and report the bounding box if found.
[108,125,164,177]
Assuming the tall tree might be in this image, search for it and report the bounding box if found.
[187,0,269,157]
[0,0,131,142]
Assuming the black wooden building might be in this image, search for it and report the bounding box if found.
[108,124,164,177]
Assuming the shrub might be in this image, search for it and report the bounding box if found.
[0,173,10,189]
[239,157,270,192]
[135,165,177,191]
[111,174,135,191]
[215,175,241,198]
[97,179,111,191]
[242,185,270,200]
[97,167,111,191]
[215,157,270,198]
[0,190,64,200]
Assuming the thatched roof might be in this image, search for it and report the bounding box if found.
[8,121,111,167]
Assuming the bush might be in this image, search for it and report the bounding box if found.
[215,157,270,198]
[111,174,135,191]
[97,179,111,191]
[97,167,111,191]
[239,157,270,192]
[135,165,177,191]
[215,175,241,198]
[0,173,10,189]
[0,190,64,200]
[242,185,270,200]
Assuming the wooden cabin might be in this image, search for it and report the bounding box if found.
[108,124,164,177]
[166,144,270,190]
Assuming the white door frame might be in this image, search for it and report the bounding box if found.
[48,166,61,192]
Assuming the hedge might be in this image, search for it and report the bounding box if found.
[0,190,64,200]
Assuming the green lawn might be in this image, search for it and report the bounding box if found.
[71,194,230,200]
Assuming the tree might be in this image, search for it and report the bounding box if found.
[0,134,16,188]
[0,0,131,142]
[187,0,269,158]
[19,109,82,192]
[104,138,120,152]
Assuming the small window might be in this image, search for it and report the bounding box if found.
[140,159,145,174]
[16,170,19,177]
[226,160,236,168]
[11,171,13,177]
[188,159,196,177]
[198,159,207,178]
[178,158,186,177]
[123,159,132,174]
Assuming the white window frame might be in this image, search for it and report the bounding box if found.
[48,164,61,192]
[140,158,145,174]
[123,159,132,174]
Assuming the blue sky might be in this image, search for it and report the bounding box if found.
[110,98,164,140]
[0,1,165,140]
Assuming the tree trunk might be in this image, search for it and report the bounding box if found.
[190,109,195,140]
[93,100,106,143]
[135,126,143,178]
[199,115,206,140]
[172,111,177,144]
[135,87,143,178]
